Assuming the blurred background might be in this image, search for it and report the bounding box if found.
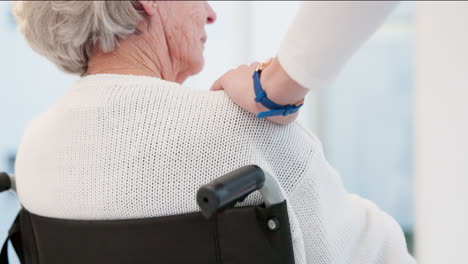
[1,2,467,263]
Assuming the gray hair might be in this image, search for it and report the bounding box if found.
[12,1,147,75]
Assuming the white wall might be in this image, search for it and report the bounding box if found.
[0,1,77,172]
[320,3,415,231]
[415,2,468,263]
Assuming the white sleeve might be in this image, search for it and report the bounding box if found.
[288,144,415,263]
[278,1,399,89]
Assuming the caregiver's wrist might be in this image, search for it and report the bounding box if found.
[260,58,308,106]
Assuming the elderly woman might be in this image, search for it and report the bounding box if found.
[12,1,413,263]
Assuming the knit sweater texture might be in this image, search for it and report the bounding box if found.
[15,74,414,263]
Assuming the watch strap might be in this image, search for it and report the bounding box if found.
[252,70,303,119]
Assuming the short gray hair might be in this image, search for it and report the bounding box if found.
[12,1,147,75]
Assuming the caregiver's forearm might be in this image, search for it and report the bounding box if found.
[277,1,399,91]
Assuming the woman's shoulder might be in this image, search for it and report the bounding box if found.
[30,73,321,156]
[56,74,321,147]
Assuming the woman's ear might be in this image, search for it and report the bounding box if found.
[139,1,157,16]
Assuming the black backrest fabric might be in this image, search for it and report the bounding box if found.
[17,201,294,264]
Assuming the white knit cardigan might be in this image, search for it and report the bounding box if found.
[15,74,414,264]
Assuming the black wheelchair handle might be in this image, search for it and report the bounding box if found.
[0,172,12,192]
[197,165,265,219]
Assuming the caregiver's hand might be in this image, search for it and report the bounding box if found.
[211,58,308,125]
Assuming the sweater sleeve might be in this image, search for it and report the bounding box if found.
[287,141,415,263]
[278,1,399,89]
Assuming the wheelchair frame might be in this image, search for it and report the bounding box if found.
[0,165,295,264]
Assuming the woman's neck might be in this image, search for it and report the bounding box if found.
[86,22,186,84]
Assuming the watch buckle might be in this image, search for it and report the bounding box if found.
[256,58,273,72]
[294,99,305,107]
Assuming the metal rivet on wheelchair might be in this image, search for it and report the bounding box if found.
[267,217,280,231]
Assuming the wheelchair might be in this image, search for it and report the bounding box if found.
[0,165,295,264]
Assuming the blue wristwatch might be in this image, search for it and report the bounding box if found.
[253,59,304,119]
